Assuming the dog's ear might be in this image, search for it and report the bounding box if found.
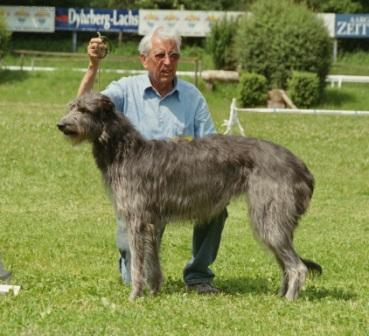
[99,94,115,118]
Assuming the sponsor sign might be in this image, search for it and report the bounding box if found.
[55,7,139,32]
[0,6,55,32]
[318,13,335,38]
[336,14,369,38]
[139,10,243,36]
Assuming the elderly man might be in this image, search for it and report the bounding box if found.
[77,27,227,294]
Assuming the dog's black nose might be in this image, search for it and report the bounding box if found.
[57,123,66,131]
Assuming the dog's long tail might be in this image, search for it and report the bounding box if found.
[302,258,322,276]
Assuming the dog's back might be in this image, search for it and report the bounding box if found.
[118,134,313,224]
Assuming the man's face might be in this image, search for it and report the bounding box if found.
[140,36,180,89]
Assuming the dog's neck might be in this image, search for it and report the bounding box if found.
[92,113,146,174]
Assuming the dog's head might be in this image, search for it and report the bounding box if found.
[57,92,115,144]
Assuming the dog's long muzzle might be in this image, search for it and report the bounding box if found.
[57,120,77,136]
[57,122,66,132]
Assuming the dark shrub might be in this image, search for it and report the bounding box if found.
[288,71,320,108]
[238,72,267,107]
[0,14,11,59]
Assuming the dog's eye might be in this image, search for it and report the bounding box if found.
[78,107,89,113]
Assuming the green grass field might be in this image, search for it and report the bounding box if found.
[0,68,368,335]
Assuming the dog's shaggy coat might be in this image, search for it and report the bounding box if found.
[58,92,322,301]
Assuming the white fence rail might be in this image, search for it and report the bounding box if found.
[3,62,369,89]
[327,75,369,88]
[224,98,369,135]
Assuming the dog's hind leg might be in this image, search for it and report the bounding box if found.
[269,240,308,301]
[248,181,308,300]
[257,224,307,300]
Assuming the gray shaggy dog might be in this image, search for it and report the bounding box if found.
[57,92,322,301]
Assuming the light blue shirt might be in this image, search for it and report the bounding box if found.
[101,74,216,140]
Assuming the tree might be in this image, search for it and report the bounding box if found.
[206,17,239,70]
[0,14,11,59]
[235,0,332,92]
[0,0,253,10]
[294,0,368,13]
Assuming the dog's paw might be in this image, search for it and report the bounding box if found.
[129,289,142,302]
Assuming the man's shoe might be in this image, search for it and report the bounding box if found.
[118,251,131,284]
[185,282,220,294]
[0,261,11,281]
[0,271,11,281]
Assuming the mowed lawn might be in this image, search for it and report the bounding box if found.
[0,69,368,335]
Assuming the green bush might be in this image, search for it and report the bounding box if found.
[288,71,320,108]
[206,17,238,70]
[0,14,11,59]
[235,0,332,92]
[238,72,267,107]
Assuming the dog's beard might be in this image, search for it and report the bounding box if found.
[65,134,84,146]
[62,129,87,146]
[62,127,103,145]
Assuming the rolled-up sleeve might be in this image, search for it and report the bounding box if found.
[101,80,126,113]
[194,96,216,138]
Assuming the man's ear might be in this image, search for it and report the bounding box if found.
[140,54,148,69]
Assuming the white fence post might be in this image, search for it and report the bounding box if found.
[224,98,245,136]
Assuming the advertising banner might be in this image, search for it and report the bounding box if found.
[0,6,55,32]
[55,8,139,32]
[139,10,243,37]
[335,14,369,38]
[318,13,335,38]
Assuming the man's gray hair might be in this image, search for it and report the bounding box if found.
[138,26,182,56]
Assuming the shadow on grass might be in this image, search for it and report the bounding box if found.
[216,276,271,295]
[301,286,357,301]
[163,277,357,301]
[163,276,271,296]
[320,87,358,108]
[218,279,357,301]
[0,70,29,85]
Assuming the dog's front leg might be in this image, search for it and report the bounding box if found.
[144,223,163,295]
[128,219,146,301]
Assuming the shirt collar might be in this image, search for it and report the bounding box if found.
[143,74,180,101]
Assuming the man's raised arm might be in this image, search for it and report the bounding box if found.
[77,36,106,97]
